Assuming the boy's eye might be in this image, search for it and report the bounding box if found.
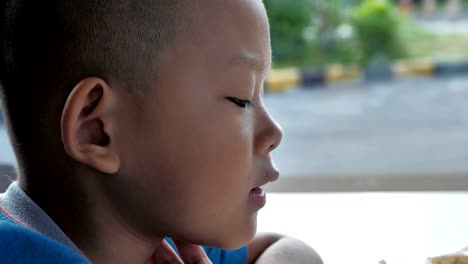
[226,97,252,109]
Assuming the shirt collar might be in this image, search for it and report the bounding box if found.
[0,182,90,262]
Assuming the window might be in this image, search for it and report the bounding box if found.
[262,1,468,263]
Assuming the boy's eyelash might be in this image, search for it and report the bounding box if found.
[226,97,254,109]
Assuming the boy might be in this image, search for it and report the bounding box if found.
[0,0,323,263]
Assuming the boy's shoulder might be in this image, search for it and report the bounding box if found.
[0,208,88,264]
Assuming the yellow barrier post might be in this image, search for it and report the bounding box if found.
[325,64,362,85]
[265,68,301,93]
[392,60,435,78]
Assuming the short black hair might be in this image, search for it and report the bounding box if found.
[0,0,190,164]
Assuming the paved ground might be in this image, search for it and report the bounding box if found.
[264,76,468,190]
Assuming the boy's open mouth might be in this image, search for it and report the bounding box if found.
[250,187,264,194]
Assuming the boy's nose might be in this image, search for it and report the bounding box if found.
[256,109,283,155]
[267,119,283,153]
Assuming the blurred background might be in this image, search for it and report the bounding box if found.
[1,0,468,263]
[263,0,468,192]
[258,1,468,263]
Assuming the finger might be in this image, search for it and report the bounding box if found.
[152,240,183,264]
[173,240,212,264]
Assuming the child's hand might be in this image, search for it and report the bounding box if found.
[151,239,213,264]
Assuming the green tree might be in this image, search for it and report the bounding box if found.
[264,0,312,63]
[307,0,359,66]
[351,0,406,65]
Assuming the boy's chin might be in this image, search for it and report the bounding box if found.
[206,239,252,251]
[179,217,258,249]
[206,229,257,250]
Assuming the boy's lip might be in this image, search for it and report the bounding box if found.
[249,187,267,208]
[249,168,279,209]
[251,167,280,191]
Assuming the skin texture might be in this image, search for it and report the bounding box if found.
[36,0,281,263]
[16,0,322,263]
[108,0,281,250]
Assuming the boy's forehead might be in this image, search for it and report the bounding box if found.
[228,50,272,76]
[157,0,270,77]
[192,1,270,62]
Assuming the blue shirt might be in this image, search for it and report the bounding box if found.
[0,182,248,263]
[0,207,88,263]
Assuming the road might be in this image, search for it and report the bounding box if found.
[2,76,468,191]
[264,76,468,191]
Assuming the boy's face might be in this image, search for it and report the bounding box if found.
[111,0,282,249]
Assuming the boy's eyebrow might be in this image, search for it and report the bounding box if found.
[229,51,272,75]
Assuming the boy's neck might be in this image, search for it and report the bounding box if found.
[18,169,163,264]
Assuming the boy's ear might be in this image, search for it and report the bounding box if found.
[61,77,120,174]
